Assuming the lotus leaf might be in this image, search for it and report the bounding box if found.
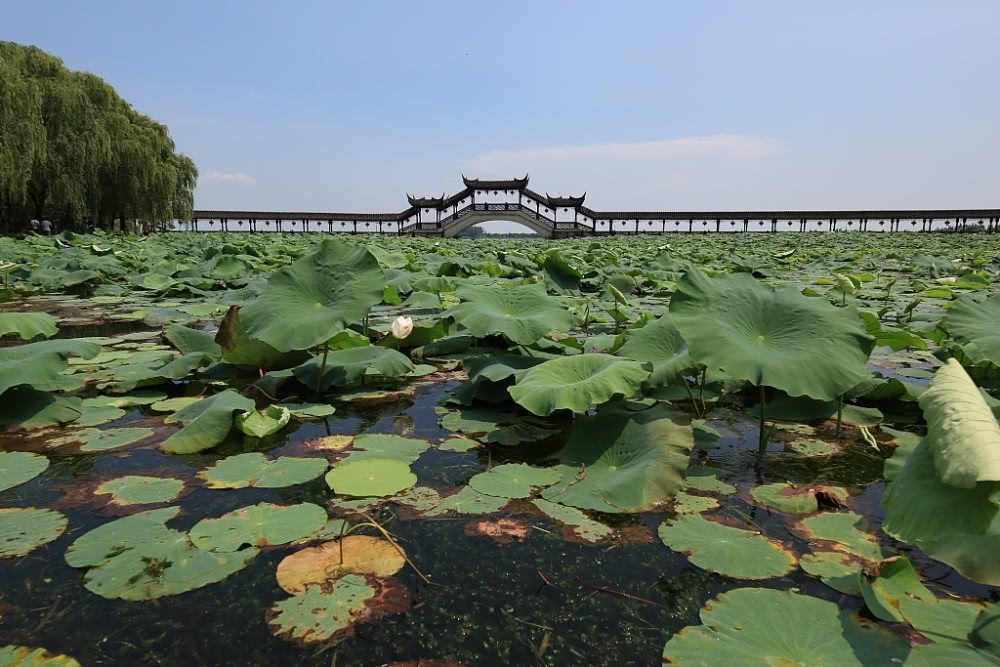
[0,312,58,340]
[325,458,416,497]
[509,354,651,416]
[799,551,863,595]
[971,604,1000,661]
[0,452,48,491]
[240,240,384,351]
[293,346,414,390]
[0,339,100,395]
[469,463,562,499]
[276,536,405,594]
[438,437,479,452]
[164,324,222,358]
[946,294,1000,367]
[190,502,327,552]
[160,389,255,454]
[235,404,291,437]
[150,396,202,412]
[65,507,257,600]
[793,511,883,561]
[658,514,796,579]
[446,283,574,345]
[0,646,81,667]
[0,508,67,557]
[750,482,847,515]
[918,359,1000,488]
[530,499,612,543]
[683,466,736,494]
[343,434,431,464]
[673,491,720,514]
[198,453,327,489]
[281,402,336,419]
[669,269,873,401]
[267,575,375,644]
[540,404,693,513]
[615,314,692,386]
[53,426,155,452]
[661,588,910,665]
[94,475,185,506]
[214,305,306,370]
[424,487,509,516]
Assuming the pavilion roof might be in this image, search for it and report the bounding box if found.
[462,174,529,190]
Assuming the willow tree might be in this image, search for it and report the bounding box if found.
[0,42,196,232]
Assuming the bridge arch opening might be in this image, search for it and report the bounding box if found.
[459,220,542,238]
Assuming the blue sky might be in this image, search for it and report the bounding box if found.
[5,1,1000,226]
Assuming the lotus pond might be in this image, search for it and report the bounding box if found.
[0,231,999,666]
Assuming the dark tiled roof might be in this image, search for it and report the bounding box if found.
[462,174,529,190]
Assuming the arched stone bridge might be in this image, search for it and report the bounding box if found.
[184,175,1000,236]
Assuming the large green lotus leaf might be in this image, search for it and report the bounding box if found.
[509,354,651,416]
[0,508,67,557]
[858,556,936,623]
[214,305,306,371]
[446,283,574,345]
[658,514,796,579]
[793,511,884,561]
[883,427,923,483]
[345,434,431,465]
[946,294,1000,367]
[918,359,1000,488]
[240,240,384,351]
[164,324,222,358]
[267,575,375,645]
[292,346,414,390]
[52,426,155,452]
[468,463,562,499]
[160,389,255,454]
[669,270,873,401]
[0,312,58,340]
[904,642,999,667]
[453,353,547,405]
[235,404,291,437]
[94,475,185,506]
[198,452,327,489]
[882,440,1000,586]
[615,314,692,386]
[65,507,257,600]
[189,502,327,552]
[0,339,100,395]
[540,404,693,513]
[325,458,416,497]
[0,646,81,666]
[971,604,1000,661]
[530,498,612,543]
[799,551,863,596]
[661,588,911,665]
[0,452,49,491]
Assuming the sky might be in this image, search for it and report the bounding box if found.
[5,1,1000,231]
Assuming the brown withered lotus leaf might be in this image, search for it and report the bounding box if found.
[276,535,406,595]
[464,518,529,544]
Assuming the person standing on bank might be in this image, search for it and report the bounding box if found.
[29,219,39,232]
[40,219,52,234]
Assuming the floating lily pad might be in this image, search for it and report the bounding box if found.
[0,508,67,557]
[438,437,479,452]
[424,487,509,516]
[150,396,202,413]
[53,427,155,452]
[198,453,327,489]
[673,491,720,514]
[65,507,258,600]
[531,499,612,543]
[683,466,736,495]
[267,575,375,645]
[282,402,336,419]
[469,464,562,499]
[160,389,255,454]
[345,434,431,465]
[94,475,184,506]
[0,389,83,430]
[661,588,910,665]
[276,536,405,594]
[393,486,444,513]
[751,482,848,515]
[325,458,416,498]
[0,451,49,491]
[189,502,328,552]
[799,551,863,596]
[0,646,81,666]
[786,437,838,456]
[658,514,796,579]
[793,511,883,561]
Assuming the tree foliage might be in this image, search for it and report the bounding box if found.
[0,42,196,232]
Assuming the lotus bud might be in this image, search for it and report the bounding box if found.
[391,316,413,340]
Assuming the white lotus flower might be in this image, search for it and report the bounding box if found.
[391,316,413,340]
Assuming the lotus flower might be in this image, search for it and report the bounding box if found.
[391,316,413,340]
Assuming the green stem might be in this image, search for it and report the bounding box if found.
[681,379,702,418]
[835,394,844,438]
[314,345,329,395]
[757,385,768,454]
[698,367,707,414]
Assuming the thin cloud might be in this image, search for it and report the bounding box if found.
[464,135,780,172]
[204,170,256,186]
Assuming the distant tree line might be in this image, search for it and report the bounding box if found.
[0,42,196,234]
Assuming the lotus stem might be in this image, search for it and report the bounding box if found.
[698,367,707,413]
[682,378,702,418]
[835,394,844,438]
[757,385,768,454]
[314,345,329,395]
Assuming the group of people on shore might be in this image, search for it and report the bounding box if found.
[29,219,54,234]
